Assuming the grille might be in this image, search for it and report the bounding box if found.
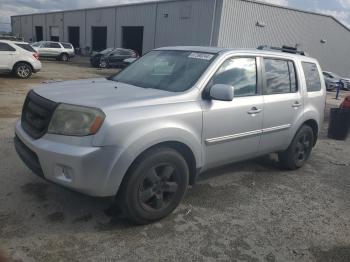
[21,90,57,139]
[341,80,350,90]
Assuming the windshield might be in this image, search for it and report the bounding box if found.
[111,50,216,92]
[31,42,41,47]
[327,72,341,79]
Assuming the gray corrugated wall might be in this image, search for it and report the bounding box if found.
[155,0,217,47]
[115,3,157,54]
[32,14,46,42]
[20,16,33,41]
[11,17,21,38]
[85,8,116,49]
[218,0,350,77]
[46,12,64,41]
[63,11,86,48]
[10,0,220,52]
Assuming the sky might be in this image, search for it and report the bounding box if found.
[0,0,350,32]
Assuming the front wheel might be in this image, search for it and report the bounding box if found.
[99,60,108,68]
[14,63,32,79]
[116,147,189,224]
[279,125,314,170]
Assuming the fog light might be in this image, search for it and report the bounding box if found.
[54,165,73,182]
[62,167,72,180]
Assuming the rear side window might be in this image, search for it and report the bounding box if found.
[0,42,16,51]
[15,43,36,52]
[212,57,257,97]
[49,42,61,48]
[61,43,73,49]
[302,62,321,92]
[264,59,297,95]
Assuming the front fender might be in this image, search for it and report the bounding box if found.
[101,125,203,196]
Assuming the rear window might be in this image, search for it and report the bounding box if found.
[47,42,61,48]
[264,59,298,95]
[302,62,321,92]
[61,43,73,49]
[15,43,36,53]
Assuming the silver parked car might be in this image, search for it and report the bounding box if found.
[15,46,326,224]
[323,71,350,91]
[31,41,75,61]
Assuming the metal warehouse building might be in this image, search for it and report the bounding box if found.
[11,0,350,77]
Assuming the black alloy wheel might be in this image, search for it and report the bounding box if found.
[279,125,315,170]
[116,147,189,224]
[139,163,179,211]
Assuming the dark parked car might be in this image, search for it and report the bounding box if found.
[90,48,138,68]
[90,48,114,67]
[323,71,350,91]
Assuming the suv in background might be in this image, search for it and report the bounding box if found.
[15,46,326,224]
[0,40,41,78]
[90,48,138,68]
[31,41,75,61]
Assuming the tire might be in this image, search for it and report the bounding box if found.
[99,60,108,68]
[279,125,314,170]
[116,147,189,224]
[14,62,32,79]
[60,53,69,62]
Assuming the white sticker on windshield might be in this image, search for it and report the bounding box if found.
[188,52,214,60]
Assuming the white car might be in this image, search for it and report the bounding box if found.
[0,40,41,79]
[31,41,75,61]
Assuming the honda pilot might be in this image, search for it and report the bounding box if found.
[15,46,326,224]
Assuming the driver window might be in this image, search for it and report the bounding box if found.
[211,57,257,97]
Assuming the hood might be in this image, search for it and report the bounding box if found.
[33,78,191,111]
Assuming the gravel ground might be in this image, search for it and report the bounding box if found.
[0,58,349,262]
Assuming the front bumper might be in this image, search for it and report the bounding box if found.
[327,82,339,90]
[14,121,120,197]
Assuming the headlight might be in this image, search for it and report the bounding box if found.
[48,104,105,136]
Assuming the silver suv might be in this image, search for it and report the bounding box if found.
[15,46,326,224]
[31,41,75,61]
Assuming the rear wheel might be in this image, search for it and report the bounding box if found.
[14,63,32,79]
[279,125,314,170]
[60,53,69,61]
[116,147,189,224]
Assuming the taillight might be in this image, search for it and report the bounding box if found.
[33,53,39,60]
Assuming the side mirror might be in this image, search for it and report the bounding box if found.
[209,84,234,101]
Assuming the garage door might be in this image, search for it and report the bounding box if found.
[50,26,59,41]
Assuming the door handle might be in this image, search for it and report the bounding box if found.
[292,101,302,108]
[247,107,263,115]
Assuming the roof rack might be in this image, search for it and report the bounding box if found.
[257,45,307,56]
[0,35,24,41]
